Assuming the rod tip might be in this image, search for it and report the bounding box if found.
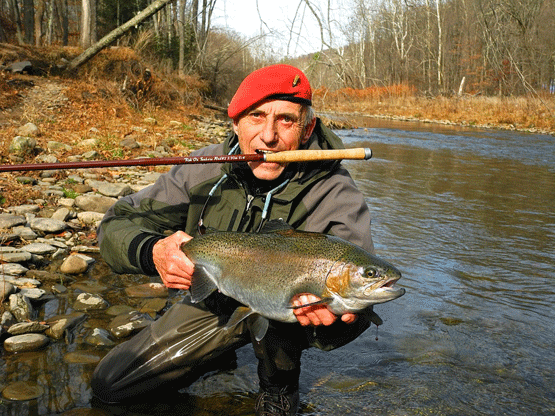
[364,148,372,160]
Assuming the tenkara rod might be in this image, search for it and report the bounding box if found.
[0,147,372,173]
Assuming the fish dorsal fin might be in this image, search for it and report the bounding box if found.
[259,219,294,233]
[189,264,218,303]
[226,306,270,341]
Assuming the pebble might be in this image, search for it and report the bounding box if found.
[4,333,49,352]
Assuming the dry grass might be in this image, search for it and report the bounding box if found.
[314,84,555,133]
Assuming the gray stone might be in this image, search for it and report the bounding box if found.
[8,204,40,215]
[4,333,49,353]
[0,263,29,276]
[12,226,38,240]
[9,136,36,156]
[28,217,67,233]
[74,194,117,213]
[47,141,72,152]
[82,150,100,160]
[35,153,58,164]
[19,287,46,300]
[142,172,162,182]
[0,281,15,299]
[0,250,33,263]
[96,182,133,197]
[21,242,57,255]
[0,214,26,228]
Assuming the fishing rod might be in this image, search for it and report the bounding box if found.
[0,148,372,173]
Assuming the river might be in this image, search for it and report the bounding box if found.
[2,119,554,415]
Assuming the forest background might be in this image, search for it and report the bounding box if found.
[1,0,555,133]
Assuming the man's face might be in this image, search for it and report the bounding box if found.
[233,100,315,181]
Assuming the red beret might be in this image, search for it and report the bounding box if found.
[227,64,312,119]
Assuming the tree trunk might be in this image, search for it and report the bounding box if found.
[67,0,177,72]
[23,0,34,44]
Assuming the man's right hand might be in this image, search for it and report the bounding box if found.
[152,231,195,290]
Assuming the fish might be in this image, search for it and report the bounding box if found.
[181,221,405,340]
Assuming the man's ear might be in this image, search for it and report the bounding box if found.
[232,120,239,135]
[301,117,317,144]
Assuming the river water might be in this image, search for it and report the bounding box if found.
[2,119,554,415]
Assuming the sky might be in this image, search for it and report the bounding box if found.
[211,0,349,57]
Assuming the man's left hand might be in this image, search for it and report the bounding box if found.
[291,293,357,326]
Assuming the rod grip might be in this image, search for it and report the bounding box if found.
[264,148,372,163]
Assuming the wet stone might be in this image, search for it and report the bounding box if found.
[63,350,103,364]
[109,311,153,339]
[19,287,47,300]
[8,321,49,335]
[71,280,107,293]
[60,255,89,274]
[9,293,33,322]
[106,304,136,316]
[139,297,167,314]
[2,380,45,401]
[73,293,108,311]
[125,282,169,298]
[4,333,49,352]
[45,312,87,340]
[84,328,116,347]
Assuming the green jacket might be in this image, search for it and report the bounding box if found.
[98,118,373,275]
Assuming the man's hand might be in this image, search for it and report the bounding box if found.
[152,231,195,290]
[291,293,357,326]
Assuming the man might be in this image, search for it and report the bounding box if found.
[91,64,376,416]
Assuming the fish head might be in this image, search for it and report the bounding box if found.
[325,251,405,312]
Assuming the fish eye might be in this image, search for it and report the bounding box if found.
[365,268,377,278]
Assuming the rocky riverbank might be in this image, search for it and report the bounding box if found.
[0,119,232,406]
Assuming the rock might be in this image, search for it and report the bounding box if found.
[8,321,49,335]
[51,207,71,221]
[63,350,103,364]
[4,333,49,353]
[35,154,58,164]
[47,141,72,152]
[1,380,45,400]
[9,136,36,156]
[72,293,108,311]
[125,282,168,298]
[74,194,117,213]
[84,328,116,347]
[108,311,153,338]
[60,255,89,274]
[9,293,34,321]
[9,204,41,215]
[45,312,87,340]
[76,211,104,226]
[0,281,15,299]
[19,287,47,300]
[17,122,40,137]
[0,213,26,228]
[21,242,58,255]
[0,249,32,263]
[82,150,100,160]
[139,297,167,315]
[28,218,67,234]
[142,172,162,182]
[106,304,136,316]
[12,225,38,240]
[120,137,140,149]
[80,138,98,147]
[15,176,37,185]
[96,182,133,198]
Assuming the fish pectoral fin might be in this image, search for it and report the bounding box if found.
[288,297,333,309]
[189,265,218,303]
[226,307,270,341]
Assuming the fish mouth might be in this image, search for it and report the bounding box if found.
[364,277,405,299]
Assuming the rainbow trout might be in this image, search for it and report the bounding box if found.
[181,221,405,340]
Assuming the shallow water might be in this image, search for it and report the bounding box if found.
[1,119,554,415]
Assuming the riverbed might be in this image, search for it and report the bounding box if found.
[1,118,554,415]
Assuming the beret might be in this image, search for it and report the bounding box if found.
[227,64,312,119]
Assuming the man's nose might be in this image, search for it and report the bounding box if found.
[260,118,278,144]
